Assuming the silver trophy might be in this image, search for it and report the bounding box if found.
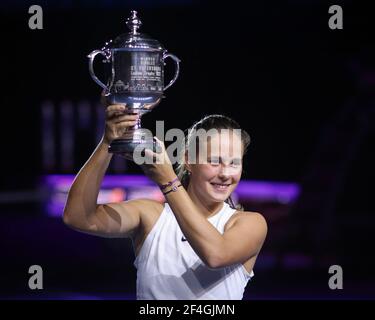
[88,10,180,157]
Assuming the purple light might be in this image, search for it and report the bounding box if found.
[235,180,300,204]
[42,174,154,188]
[40,175,300,217]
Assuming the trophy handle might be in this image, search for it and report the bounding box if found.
[162,53,180,91]
[87,50,109,90]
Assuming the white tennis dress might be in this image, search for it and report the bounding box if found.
[133,202,254,300]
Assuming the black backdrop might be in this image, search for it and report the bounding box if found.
[1,0,374,299]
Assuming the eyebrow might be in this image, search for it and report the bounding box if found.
[206,156,242,163]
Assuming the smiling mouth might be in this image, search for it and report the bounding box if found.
[210,182,231,190]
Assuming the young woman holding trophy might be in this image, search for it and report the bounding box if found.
[63,103,267,299]
[63,10,267,300]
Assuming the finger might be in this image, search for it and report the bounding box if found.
[106,104,127,118]
[153,136,165,148]
[144,148,157,164]
[154,137,172,164]
[153,136,166,153]
[107,110,127,120]
[147,146,167,164]
[116,121,138,131]
[113,114,139,124]
[106,104,127,112]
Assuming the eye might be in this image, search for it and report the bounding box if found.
[208,157,220,165]
[231,159,242,167]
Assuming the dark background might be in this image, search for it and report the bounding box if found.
[0,0,374,299]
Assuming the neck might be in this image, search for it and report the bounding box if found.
[186,183,224,219]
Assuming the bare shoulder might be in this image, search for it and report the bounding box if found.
[126,198,164,221]
[224,210,268,233]
[127,199,165,252]
[120,198,164,218]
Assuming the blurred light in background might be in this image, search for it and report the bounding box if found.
[40,174,300,217]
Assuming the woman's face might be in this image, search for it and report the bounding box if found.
[187,130,243,204]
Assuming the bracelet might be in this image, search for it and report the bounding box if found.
[160,177,179,190]
[163,184,182,195]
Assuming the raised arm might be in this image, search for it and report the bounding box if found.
[62,104,141,238]
[141,138,267,269]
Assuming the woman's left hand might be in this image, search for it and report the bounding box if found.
[141,137,177,186]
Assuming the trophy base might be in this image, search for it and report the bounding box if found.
[105,93,164,108]
[108,139,157,160]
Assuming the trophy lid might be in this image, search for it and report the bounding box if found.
[109,10,164,51]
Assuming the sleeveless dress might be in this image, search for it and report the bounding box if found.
[134,202,254,300]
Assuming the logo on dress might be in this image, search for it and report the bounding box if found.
[181,236,187,242]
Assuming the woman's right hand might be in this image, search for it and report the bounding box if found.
[102,104,139,145]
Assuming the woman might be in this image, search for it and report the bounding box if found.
[63,103,267,300]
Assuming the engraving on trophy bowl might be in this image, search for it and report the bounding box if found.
[88,10,180,159]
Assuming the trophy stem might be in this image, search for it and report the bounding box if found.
[134,113,142,130]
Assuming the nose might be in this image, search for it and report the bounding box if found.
[218,164,231,179]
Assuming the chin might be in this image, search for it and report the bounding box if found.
[205,193,224,202]
[207,188,234,202]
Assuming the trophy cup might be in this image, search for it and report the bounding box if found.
[88,10,180,158]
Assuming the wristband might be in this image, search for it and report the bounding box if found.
[160,177,179,190]
[163,184,182,195]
